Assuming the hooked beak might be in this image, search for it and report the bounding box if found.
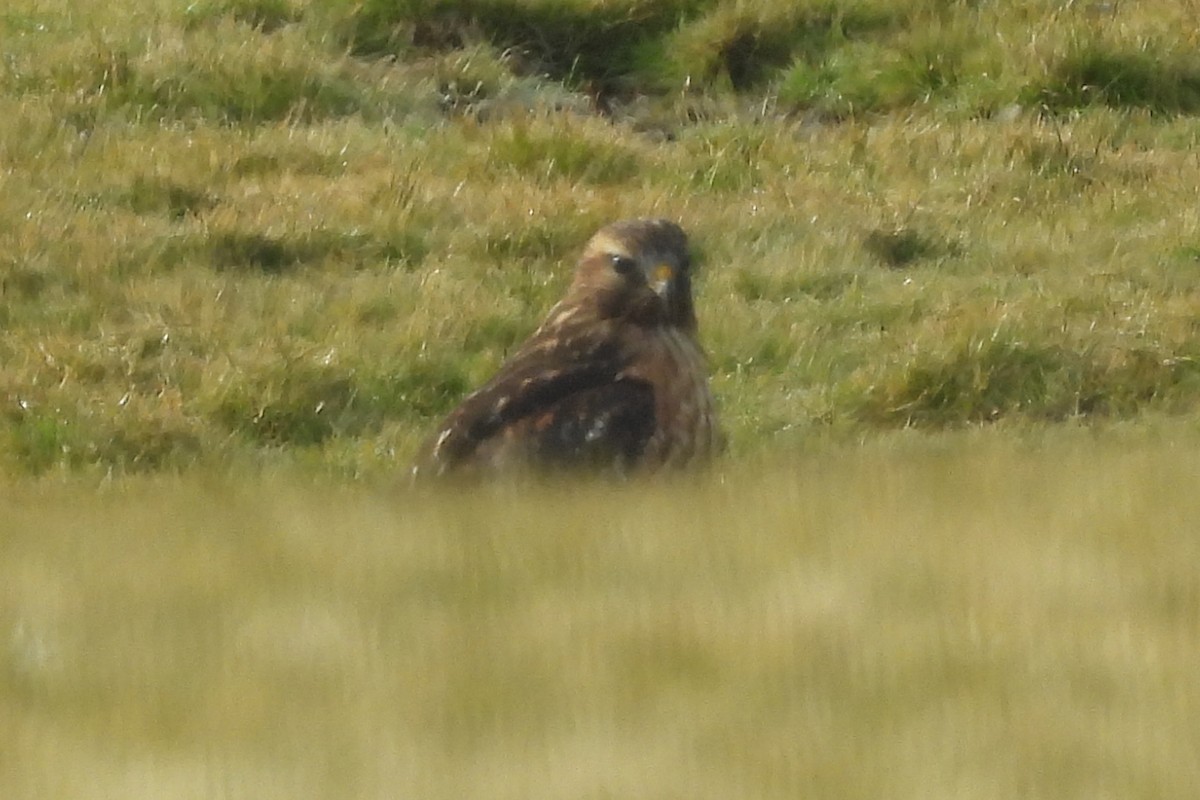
[650,263,675,299]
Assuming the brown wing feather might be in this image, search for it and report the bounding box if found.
[413,320,655,476]
[486,379,655,471]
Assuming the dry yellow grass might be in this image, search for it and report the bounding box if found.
[3,429,1198,799]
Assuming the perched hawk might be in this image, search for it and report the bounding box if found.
[412,218,721,478]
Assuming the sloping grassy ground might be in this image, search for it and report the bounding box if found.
[3,0,1200,476]
[3,433,1200,799]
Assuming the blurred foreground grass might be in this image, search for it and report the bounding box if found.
[3,429,1199,799]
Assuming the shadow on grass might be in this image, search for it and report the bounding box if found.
[863,227,959,269]
[342,0,897,97]
[1,265,53,300]
[344,0,698,85]
[112,178,217,220]
[150,229,428,274]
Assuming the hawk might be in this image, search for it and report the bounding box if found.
[412,218,721,478]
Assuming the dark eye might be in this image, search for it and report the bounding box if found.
[610,254,639,276]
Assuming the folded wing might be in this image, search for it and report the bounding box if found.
[413,331,656,477]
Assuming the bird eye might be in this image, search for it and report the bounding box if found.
[610,254,639,276]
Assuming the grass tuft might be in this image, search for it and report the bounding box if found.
[1032,42,1200,115]
[860,336,1081,425]
[34,29,417,127]
[120,60,365,125]
[476,212,602,264]
[648,5,815,92]
[489,120,641,184]
[682,126,770,191]
[778,20,984,117]
[858,334,1200,427]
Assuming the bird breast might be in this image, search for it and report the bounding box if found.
[620,327,720,467]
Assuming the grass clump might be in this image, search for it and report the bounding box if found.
[860,335,1086,426]
[858,333,1200,427]
[106,48,368,125]
[777,18,997,117]
[475,213,601,264]
[488,120,642,184]
[644,4,867,92]
[681,125,772,191]
[24,23,418,128]
[1032,41,1200,115]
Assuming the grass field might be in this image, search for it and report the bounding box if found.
[4,431,1200,798]
[3,0,1200,796]
[4,0,1200,474]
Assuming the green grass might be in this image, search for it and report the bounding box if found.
[4,3,1200,792]
[3,0,1200,478]
[3,433,1200,798]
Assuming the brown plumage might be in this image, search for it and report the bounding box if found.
[411,218,721,479]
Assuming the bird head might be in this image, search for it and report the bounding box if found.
[571,218,697,329]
